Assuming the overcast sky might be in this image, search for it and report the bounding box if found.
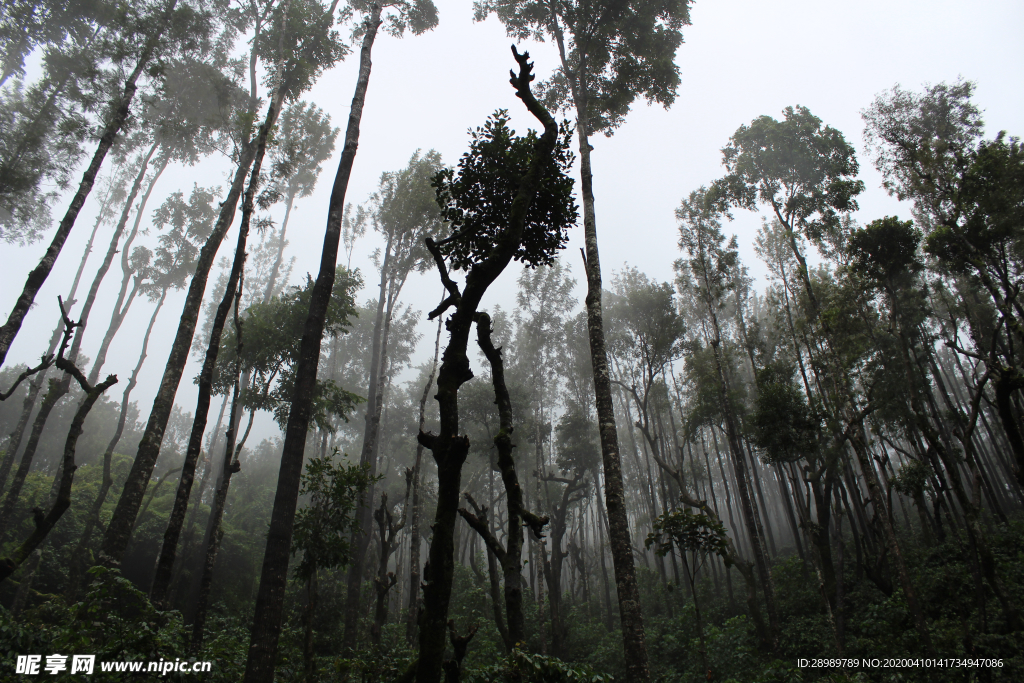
[3,0,1022,448]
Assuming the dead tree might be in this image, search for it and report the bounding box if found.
[0,300,117,583]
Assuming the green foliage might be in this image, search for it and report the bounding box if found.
[291,451,376,582]
[476,0,692,135]
[676,186,740,305]
[554,406,600,474]
[751,361,821,464]
[212,267,363,431]
[257,0,349,101]
[259,100,339,209]
[862,79,982,210]
[465,648,613,683]
[847,216,922,286]
[148,184,220,291]
[356,0,439,38]
[924,133,1024,273]
[718,105,864,246]
[433,110,577,271]
[607,267,686,376]
[891,459,931,498]
[366,148,445,275]
[646,508,729,565]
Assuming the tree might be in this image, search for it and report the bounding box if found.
[243,0,438,678]
[291,453,374,679]
[647,508,729,681]
[716,105,865,314]
[848,216,1022,631]
[409,49,575,682]
[0,0,117,244]
[0,0,218,369]
[863,81,1024,487]
[0,302,117,584]
[102,0,347,569]
[474,4,694,676]
[715,104,939,653]
[459,312,551,655]
[260,100,340,302]
[343,149,445,649]
[676,187,781,646]
[0,0,109,87]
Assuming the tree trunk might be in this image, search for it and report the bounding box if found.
[994,373,1024,488]
[66,289,166,601]
[563,46,651,683]
[343,243,392,649]
[458,314,549,654]
[87,153,170,384]
[100,116,260,567]
[242,8,381,680]
[263,188,297,302]
[848,425,935,653]
[150,94,281,605]
[0,143,160,537]
[414,50,559,683]
[0,357,116,583]
[189,288,246,649]
[0,377,64,539]
[303,569,318,681]
[407,318,441,644]
[0,183,112,492]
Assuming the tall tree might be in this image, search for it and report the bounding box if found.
[0,0,217,369]
[101,0,346,566]
[863,81,1024,486]
[243,2,438,677]
[342,149,445,649]
[716,105,935,654]
[676,188,781,645]
[458,312,552,654]
[260,100,339,302]
[410,49,576,680]
[0,302,117,584]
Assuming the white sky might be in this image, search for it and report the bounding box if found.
[2,0,1022,448]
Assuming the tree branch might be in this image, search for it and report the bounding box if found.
[0,355,54,401]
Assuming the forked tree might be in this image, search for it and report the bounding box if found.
[474,4,695,676]
[412,47,576,682]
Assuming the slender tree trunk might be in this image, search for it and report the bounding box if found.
[0,0,177,369]
[87,152,170,385]
[189,283,246,649]
[594,474,615,631]
[100,121,260,567]
[0,379,63,539]
[0,177,113,490]
[303,569,318,681]
[458,314,549,653]
[0,357,116,583]
[66,290,166,601]
[150,93,281,605]
[10,547,43,614]
[407,318,441,644]
[243,8,381,680]
[0,144,159,536]
[848,426,935,653]
[263,188,297,302]
[557,33,651,680]
[343,244,392,648]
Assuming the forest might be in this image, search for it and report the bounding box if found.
[0,0,1022,681]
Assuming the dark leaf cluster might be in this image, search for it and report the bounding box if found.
[432,111,577,271]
